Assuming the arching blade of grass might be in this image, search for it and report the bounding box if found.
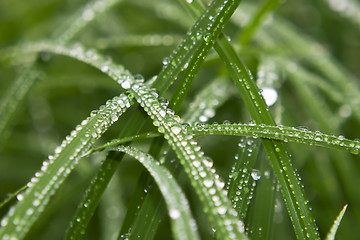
[122,79,247,239]
[0,0,120,146]
[88,34,183,49]
[325,204,348,240]
[188,123,360,155]
[113,145,200,240]
[0,94,131,239]
[181,1,320,238]
[118,77,236,239]
[52,0,120,43]
[115,1,245,237]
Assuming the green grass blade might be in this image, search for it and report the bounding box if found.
[215,40,319,240]
[0,67,40,148]
[0,0,119,146]
[325,204,348,240]
[189,123,360,155]
[182,77,234,123]
[239,0,282,45]
[152,0,243,96]
[0,94,131,239]
[246,155,276,240]
[115,145,200,240]
[123,79,247,239]
[64,152,124,240]
[228,137,260,220]
[53,0,120,43]
[181,1,320,237]
[89,34,182,49]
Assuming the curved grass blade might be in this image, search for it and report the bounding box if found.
[52,0,120,43]
[0,94,131,239]
[114,145,200,240]
[325,204,348,240]
[0,0,120,146]
[188,123,360,155]
[89,34,182,49]
[121,78,247,239]
[118,78,236,239]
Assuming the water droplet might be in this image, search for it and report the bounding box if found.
[171,125,182,135]
[203,33,211,42]
[101,65,109,72]
[169,209,181,219]
[121,78,132,89]
[162,57,170,66]
[217,206,227,214]
[204,179,214,187]
[82,9,95,21]
[261,87,278,106]
[251,169,261,181]
[16,194,24,201]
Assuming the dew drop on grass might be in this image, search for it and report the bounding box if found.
[204,179,214,187]
[261,87,278,106]
[251,169,261,181]
[217,206,227,214]
[121,78,132,89]
[162,57,170,66]
[171,125,182,135]
[203,33,211,42]
[82,9,95,21]
[169,209,181,219]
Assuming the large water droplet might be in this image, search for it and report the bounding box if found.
[169,209,181,219]
[171,125,182,135]
[251,169,261,180]
[261,87,278,106]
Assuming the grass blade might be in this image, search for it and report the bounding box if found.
[123,79,247,239]
[115,145,200,240]
[325,204,348,240]
[0,94,131,239]
[189,123,360,155]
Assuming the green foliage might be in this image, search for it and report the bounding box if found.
[1,0,359,239]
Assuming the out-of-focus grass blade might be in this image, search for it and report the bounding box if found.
[0,94,131,239]
[325,204,348,240]
[0,0,120,146]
